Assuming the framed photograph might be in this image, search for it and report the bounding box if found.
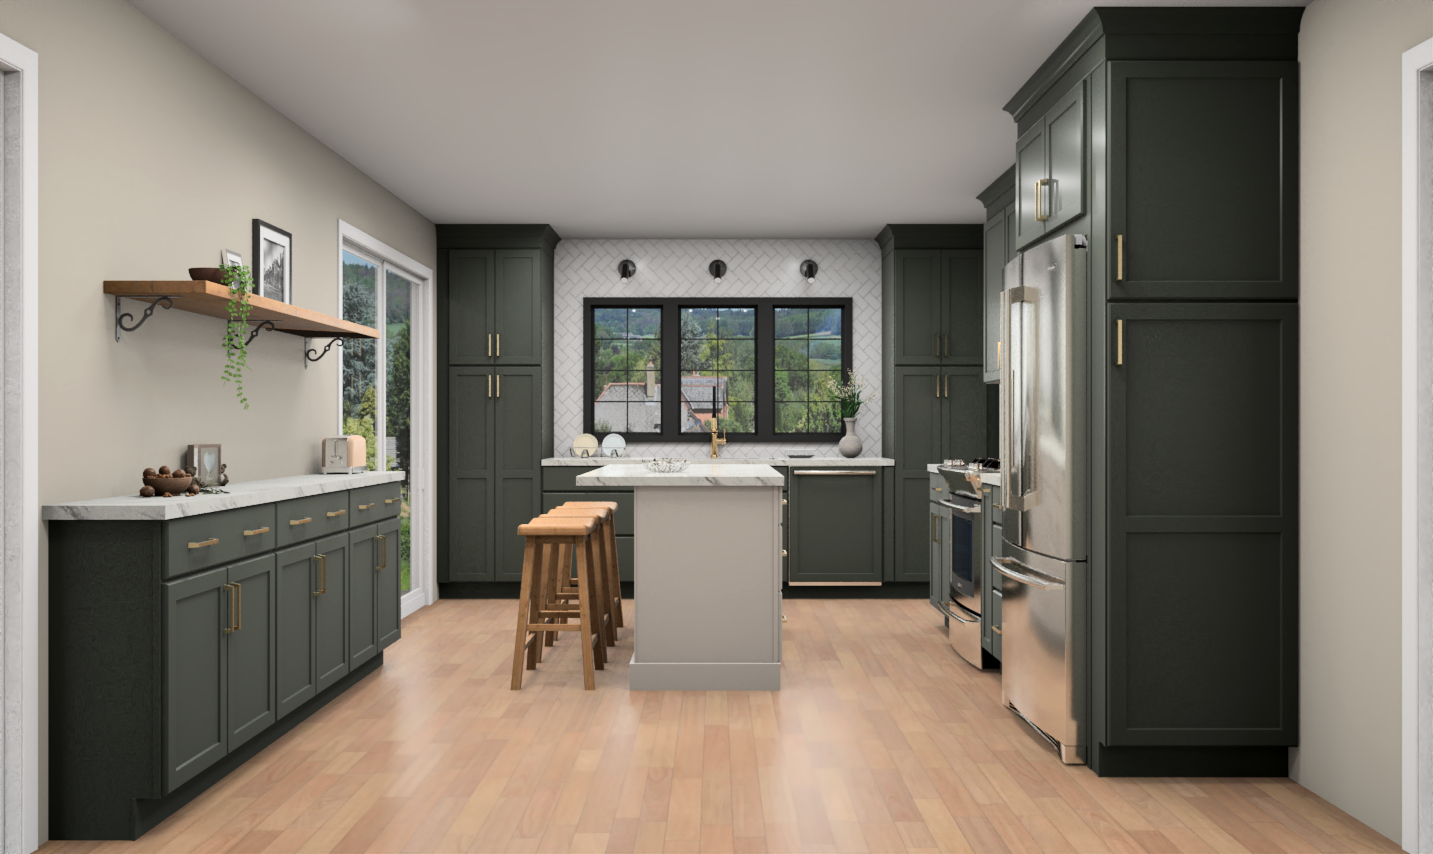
[221,247,243,271]
[252,219,292,304]
[187,444,222,488]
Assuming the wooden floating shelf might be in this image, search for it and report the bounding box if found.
[105,281,379,339]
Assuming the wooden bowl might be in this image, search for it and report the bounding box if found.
[143,474,192,495]
[188,267,226,283]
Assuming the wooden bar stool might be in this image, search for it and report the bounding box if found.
[512,514,605,690]
[540,505,617,648]
[561,501,625,632]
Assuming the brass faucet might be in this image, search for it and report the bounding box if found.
[709,419,727,458]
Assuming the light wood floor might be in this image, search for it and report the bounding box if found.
[42,598,1399,854]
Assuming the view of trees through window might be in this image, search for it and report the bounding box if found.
[775,307,842,433]
[591,308,662,433]
[680,307,755,433]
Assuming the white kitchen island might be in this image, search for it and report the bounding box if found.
[575,463,785,690]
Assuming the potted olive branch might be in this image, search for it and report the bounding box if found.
[820,371,878,457]
[220,264,255,409]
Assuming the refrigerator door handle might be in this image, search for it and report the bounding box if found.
[991,556,1065,590]
[1001,284,1039,511]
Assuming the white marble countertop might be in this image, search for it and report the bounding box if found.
[926,464,1002,487]
[576,463,785,487]
[42,472,406,522]
[545,456,893,467]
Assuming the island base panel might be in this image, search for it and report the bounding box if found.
[629,658,780,691]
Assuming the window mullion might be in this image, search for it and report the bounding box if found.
[661,304,679,440]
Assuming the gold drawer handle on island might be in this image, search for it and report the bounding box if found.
[290,517,312,526]
[358,503,376,511]
[326,509,347,518]
[384,498,397,505]
[243,527,270,537]
[188,538,219,550]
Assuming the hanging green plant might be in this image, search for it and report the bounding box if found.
[221,263,255,409]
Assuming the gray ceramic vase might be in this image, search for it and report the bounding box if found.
[838,417,863,458]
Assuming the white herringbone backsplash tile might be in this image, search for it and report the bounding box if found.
[554,239,883,458]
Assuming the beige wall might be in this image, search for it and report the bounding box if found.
[0,0,434,839]
[1296,0,1433,843]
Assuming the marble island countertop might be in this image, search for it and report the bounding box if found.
[42,471,406,522]
[545,456,893,467]
[575,463,785,488]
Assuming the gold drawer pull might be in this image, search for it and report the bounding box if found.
[243,527,270,537]
[188,538,219,550]
[290,517,312,526]
[376,534,387,570]
[358,503,376,511]
[992,625,1002,635]
[326,509,347,518]
[781,549,788,558]
[384,498,397,505]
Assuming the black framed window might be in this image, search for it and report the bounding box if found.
[585,297,853,442]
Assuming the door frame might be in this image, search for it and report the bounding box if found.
[336,221,435,619]
[1401,35,1433,854]
[0,31,39,854]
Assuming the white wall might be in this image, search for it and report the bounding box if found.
[1295,0,1433,843]
[553,239,883,457]
[0,0,435,841]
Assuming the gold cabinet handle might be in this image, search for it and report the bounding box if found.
[188,538,219,550]
[243,527,270,537]
[376,534,386,571]
[935,332,940,357]
[234,581,242,631]
[496,374,501,398]
[1034,178,1052,222]
[291,517,312,526]
[496,333,500,357]
[327,509,346,518]
[932,515,939,544]
[384,498,397,505]
[311,555,322,596]
[992,625,1002,635]
[936,374,940,399]
[781,498,787,506]
[781,549,788,558]
[222,584,236,634]
[487,332,492,357]
[943,334,949,357]
[944,374,949,398]
[358,503,376,511]
[1115,234,1125,282]
[1116,319,1125,366]
[997,340,1001,370]
[487,374,492,398]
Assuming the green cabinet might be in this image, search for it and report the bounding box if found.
[163,567,229,793]
[1103,302,1297,747]
[376,518,402,650]
[447,366,542,582]
[314,535,349,693]
[448,249,546,365]
[890,248,984,366]
[1108,61,1298,301]
[1015,83,1085,249]
[348,525,380,669]
[788,468,882,584]
[979,168,1017,384]
[226,555,276,751]
[275,543,318,718]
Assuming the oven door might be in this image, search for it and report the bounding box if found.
[942,494,981,614]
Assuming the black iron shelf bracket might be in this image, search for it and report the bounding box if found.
[114,295,178,342]
[304,337,345,368]
[245,320,278,346]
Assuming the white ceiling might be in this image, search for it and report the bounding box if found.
[131,0,1308,239]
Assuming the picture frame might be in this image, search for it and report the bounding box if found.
[221,247,244,272]
[187,444,222,488]
[252,219,292,304]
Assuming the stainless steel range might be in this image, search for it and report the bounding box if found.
[932,458,1000,669]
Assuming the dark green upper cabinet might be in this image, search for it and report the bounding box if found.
[944,251,983,365]
[448,250,493,364]
[892,250,943,365]
[788,468,882,584]
[494,250,542,365]
[1105,302,1297,746]
[1015,83,1086,250]
[1109,61,1297,300]
[978,170,1017,384]
[163,567,229,793]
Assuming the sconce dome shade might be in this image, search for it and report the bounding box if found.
[708,260,727,282]
[800,260,818,282]
[617,259,636,282]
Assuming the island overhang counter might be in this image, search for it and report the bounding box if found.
[575,463,784,690]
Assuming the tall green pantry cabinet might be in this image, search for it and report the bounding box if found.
[439,226,556,590]
[997,7,1303,775]
[879,225,988,583]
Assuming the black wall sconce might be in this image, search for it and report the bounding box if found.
[800,260,818,283]
[709,260,727,284]
[617,260,636,283]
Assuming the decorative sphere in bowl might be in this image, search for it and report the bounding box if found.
[143,474,192,495]
[644,459,689,473]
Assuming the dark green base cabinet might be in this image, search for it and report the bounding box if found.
[788,467,883,584]
[48,484,403,840]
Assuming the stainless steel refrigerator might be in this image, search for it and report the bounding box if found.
[994,233,1089,765]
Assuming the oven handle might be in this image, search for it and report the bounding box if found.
[939,500,980,515]
[991,556,1066,590]
[947,599,981,624]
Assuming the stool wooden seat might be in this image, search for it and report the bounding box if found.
[512,514,605,690]
[560,501,625,631]
[538,506,616,649]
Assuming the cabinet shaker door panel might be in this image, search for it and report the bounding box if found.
[494,368,542,582]
[1106,303,1297,746]
[494,250,543,365]
[942,367,987,464]
[1109,62,1297,299]
[943,250,983,366]
[348,525,379,670]
[275,543,317,719]
[226,555,277,752]
[448,368,494,581]
[314,535,349,693]
[163,567,230,793]
[983,210,1008,383]
[448,250,494,364]
[1014,122,1048,249]
[892,250,944,365]
[376,518,402,650]
[1045,82,1086,233]
[892,367,945,582]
